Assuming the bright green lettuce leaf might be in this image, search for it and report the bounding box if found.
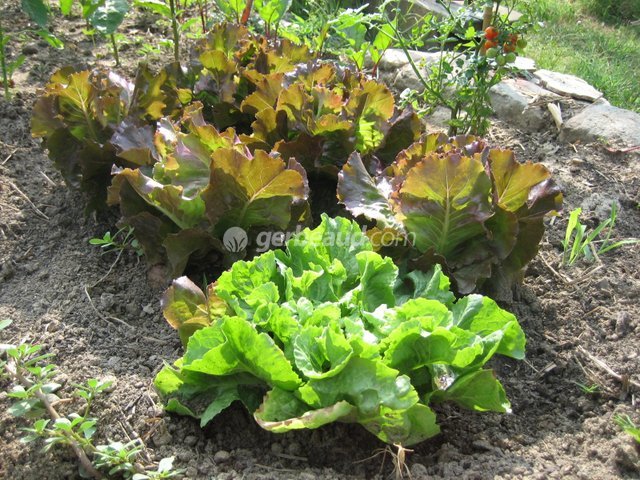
[394,265,456,308]
[298,357,417,414]
[255,389,356,432]
[452,295,526,360]
[293,323,353,379]
[183,317,302,391]
[355,251,397,311]
[434,369,511,413]
[215,250,281,316]
[155,362,265,426]
[360,403,440,446]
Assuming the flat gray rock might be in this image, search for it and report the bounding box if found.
[422,106,452,132]
[393,63,429,92]
[513,56,536,72]
[560,103,640,147]
[373,48,440,71]
[489,78,558,131]
[534,69,603,102]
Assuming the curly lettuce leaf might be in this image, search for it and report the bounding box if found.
[203,148,307,234]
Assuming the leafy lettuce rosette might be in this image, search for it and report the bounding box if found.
[154,215,525,446]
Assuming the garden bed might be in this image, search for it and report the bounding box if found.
[1,1,639,478]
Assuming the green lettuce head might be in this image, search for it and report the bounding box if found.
[155,215,525,446]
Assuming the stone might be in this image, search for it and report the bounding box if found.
[101,375,118,392]
[404,1,521,23]
[560,104,640,148]
[287,441,301,456]
[99,292,115,310]
[393,63,428,92]
[142,303,155,315]
[152,431,172,446]
[184,435,198,447]
[376,48,440,71]
[534,69,603,102]
[375,50,441,93]
[489,78,557,131]
[213,450,231,463]
[22,44,38,55]
[422,105,451,132]
[615,312,631,336]
[410,462,429,477]
[513,56,537,72]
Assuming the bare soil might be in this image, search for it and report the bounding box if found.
[1,2,639,479]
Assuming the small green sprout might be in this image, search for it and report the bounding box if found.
[573,382,600,394]
[561,202,639,266]
[0,25,26,100]
[614,414,640,443]
[89,226,143,257]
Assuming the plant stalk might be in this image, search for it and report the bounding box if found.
[0,24,9,100]
[110,33,120,66]
[169,0,180,63]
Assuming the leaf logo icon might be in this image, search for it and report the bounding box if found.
[223,227,248,253]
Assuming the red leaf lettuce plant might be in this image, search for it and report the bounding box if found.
[337,133,563,296]
[107,103,310,276]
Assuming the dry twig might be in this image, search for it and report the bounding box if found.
[1,148,17,165]
[577,346,640,391]
[39,170,57,187]
[539,253,572,284]
[8,181,49,220]
[84,285,134,330]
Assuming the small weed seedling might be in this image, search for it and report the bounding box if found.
[90,226,143,257]
[0,24,26,100]
[0,320,182,479]
[561,202,639,266]
[574,381,600,395]
[614,414,640,444]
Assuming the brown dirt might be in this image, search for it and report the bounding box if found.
[1,2,639,479]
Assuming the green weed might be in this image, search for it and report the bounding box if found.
[561,203,639,266]
[614,414,640,444]
[0,322,182,479]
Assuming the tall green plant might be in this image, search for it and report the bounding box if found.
[134,0,182,62]
[382,0,532,135]
[57,0,130,65]
[561,203,639,266]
